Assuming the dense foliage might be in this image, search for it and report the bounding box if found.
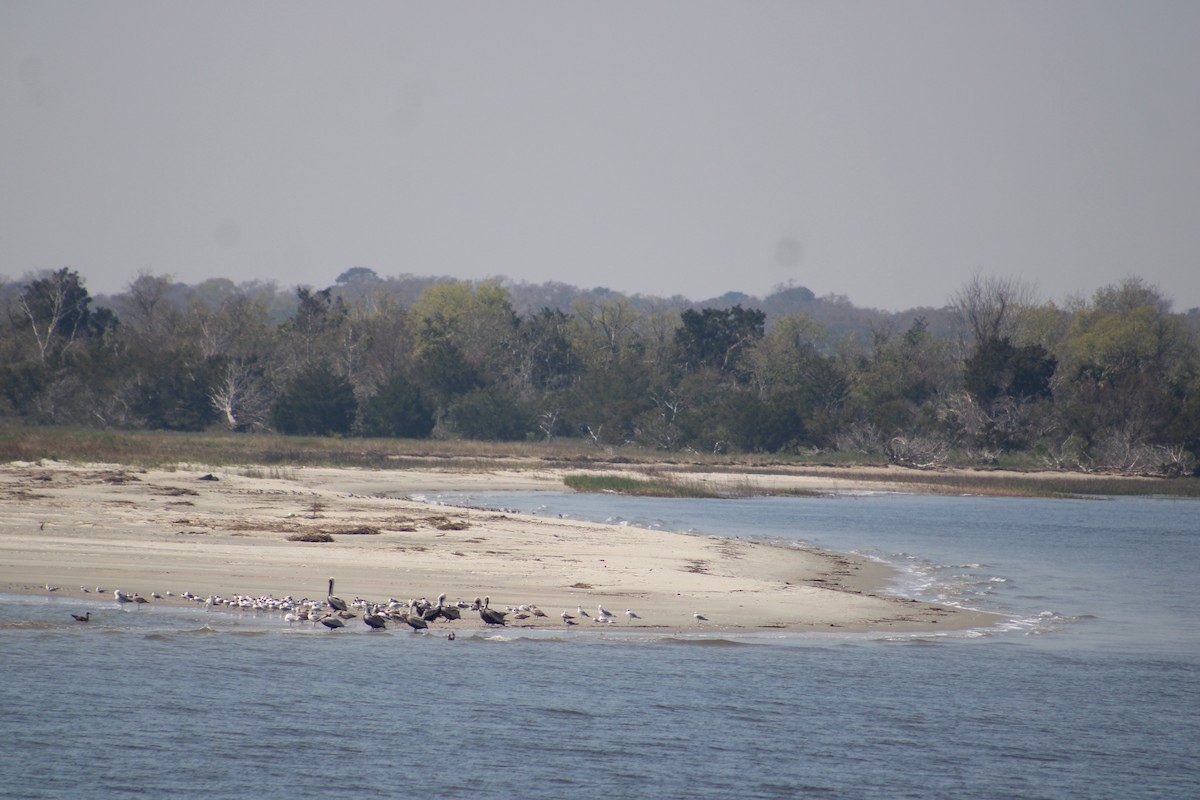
[1,269,1197,475]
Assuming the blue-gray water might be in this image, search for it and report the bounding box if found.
[3,491,1198,799]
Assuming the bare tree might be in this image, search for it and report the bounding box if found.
[118,273,179,344]
[209,361,271,431]
[950,274,1036,347]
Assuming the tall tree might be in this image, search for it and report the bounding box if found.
[1057,277,1196,469]
[674,305,766,378]
[17,268,96,365]
[270,362,357,435]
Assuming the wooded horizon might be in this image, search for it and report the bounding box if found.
[3,268,1197,477]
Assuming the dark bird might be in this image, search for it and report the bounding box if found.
[403,612,429,631]
[319,614,345,630]
[478,596,507,627]
[71,612,91,622]
[363,607,388,630]
[425,592,460,622]
[326,578,348,612]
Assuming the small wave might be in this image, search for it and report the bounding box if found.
[0,619,57,631]
[665,637,753,648]
[540,707,595,719]
[888,636,945,646]
[998,609,1092,635]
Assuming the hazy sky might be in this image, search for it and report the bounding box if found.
[3,1,1198,311]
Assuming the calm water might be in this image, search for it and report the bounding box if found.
[2,491,1198,799]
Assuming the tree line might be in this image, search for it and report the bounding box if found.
[2,268,1198,476]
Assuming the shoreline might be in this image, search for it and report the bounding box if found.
[1,460,1004,634]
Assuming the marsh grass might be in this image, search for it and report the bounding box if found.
[563,472,720,498]
[0,428,1195,497]
[791,469,1200,498]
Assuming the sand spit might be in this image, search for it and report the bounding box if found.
[0,460,1002,634]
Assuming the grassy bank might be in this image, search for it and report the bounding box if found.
[563,472,721,498]
[1,427,1197,498]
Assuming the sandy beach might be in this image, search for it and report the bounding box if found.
[0,460,1002,633]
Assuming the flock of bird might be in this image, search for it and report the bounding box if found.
[66,577,713,630]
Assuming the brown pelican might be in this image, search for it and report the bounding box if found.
[403,612,429,631]
[362,607,388,630]
[326,578,348,612]
[478,596,507,627]
[428,592,461,621]
[71,612,91,622]
[319,614,345,630]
